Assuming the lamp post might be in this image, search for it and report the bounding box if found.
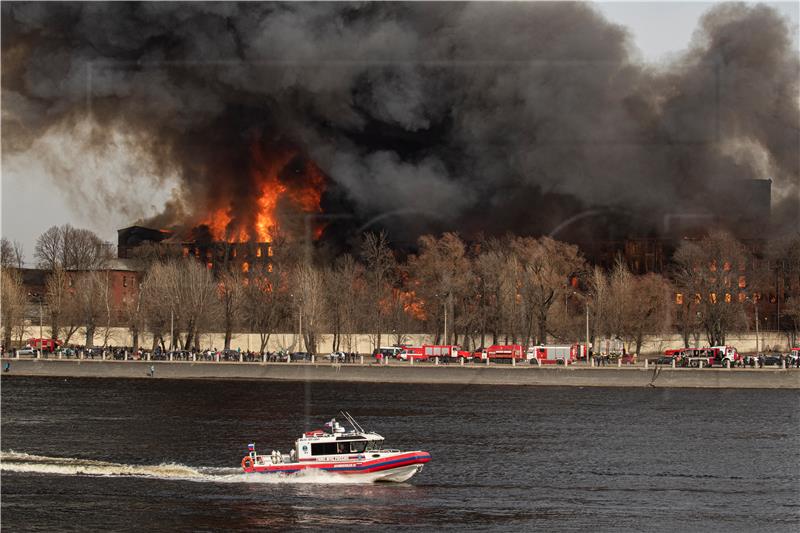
[443,301,448,346]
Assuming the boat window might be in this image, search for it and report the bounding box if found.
[336,442,349,454]
[311,442,338,456]
[349,441,367,453]
[365,440,383,451]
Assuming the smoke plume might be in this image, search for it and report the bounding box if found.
[2,2,798,247]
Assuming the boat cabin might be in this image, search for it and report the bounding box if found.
[295,418,384,460]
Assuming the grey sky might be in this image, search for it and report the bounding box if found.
[1,1,797,266]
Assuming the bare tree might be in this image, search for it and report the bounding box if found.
[217,267,244,350]
[73,272,109,347]
[143,259,217,350]
[407,233,472,344]
[35,224,111,270]
[1,268,27,350]
[1,238,24,268]
[324,255,366,352]
[45,268,81,343]
[243,263,286,353]
[360,231,396,351]
[121,278,147,352]
[512,236,586,345]
[673,230,748,346]
[294,262,325,355]
[765,234,800,346]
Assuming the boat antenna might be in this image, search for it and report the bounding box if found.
[339,410,365,433]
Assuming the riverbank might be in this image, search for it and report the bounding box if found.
[2,359,799,388]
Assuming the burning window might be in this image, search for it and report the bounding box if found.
[694,293,701,304]
[738,276,746,288]
[268,246,273,257]
[206,262,213,270]
[232,248,237,258]
[725,293,731,303]
[675,293,683,305]
[709,260,717,272]
[242,262,250,273]
[723,261,731,271]
[268,263,273,273]
[182,247,189,258]
[256,247,262,258]
[710,293,717,304]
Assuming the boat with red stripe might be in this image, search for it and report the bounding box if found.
[241,411,430,482]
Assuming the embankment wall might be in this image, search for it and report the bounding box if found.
[3,359,799,389]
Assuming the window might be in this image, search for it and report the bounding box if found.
[123,276,128,288]
[675,293,683,305]
[349,441,367,453]
[311,442,338,456]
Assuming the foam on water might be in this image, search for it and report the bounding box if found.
[0,451,378,484]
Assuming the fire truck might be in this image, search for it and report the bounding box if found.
[475,345,527,363]
[28,338,62,353]
[709,345,742,367]
[677,347,715,368]
[528,344,581,365]
[397,346,427,361]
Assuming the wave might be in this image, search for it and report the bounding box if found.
[0,451,376,484]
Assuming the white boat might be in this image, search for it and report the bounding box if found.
[241,411,430,482]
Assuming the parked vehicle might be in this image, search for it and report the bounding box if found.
[397,347,427,361]
[760,353,784,367]
[28,338,62,353]
[423,345,464,362]
[678,348,715,368]
[709,345,741,368]
[290,351,311,361]
[476,345,526,363]
[16,347,38,356]
[528,344,581,365]
[329,351,346,362]
[378,346,403,359]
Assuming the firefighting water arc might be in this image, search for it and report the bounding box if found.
[199,143,326,243]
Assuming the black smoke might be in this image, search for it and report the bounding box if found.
[2,2,798,248]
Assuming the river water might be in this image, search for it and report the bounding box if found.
[2,377,798,531]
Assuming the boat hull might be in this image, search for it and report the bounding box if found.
[244,451,430,482]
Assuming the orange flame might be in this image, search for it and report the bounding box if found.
[201,144,326,243]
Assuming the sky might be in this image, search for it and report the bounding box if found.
[1,1,798,266]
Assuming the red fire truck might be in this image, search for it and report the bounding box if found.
[28,338,62,353]
[397,346,427,361]
[471,345,526,363]
[425,345,477,361]
[528,344,581,365]
[709,345,742,367]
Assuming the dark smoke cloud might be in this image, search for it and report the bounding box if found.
[2,2,798,246]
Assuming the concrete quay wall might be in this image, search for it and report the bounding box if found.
[3,359,799,389]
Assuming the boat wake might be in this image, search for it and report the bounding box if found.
[0,451,375,484]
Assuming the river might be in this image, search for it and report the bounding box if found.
[2,377,798,531]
